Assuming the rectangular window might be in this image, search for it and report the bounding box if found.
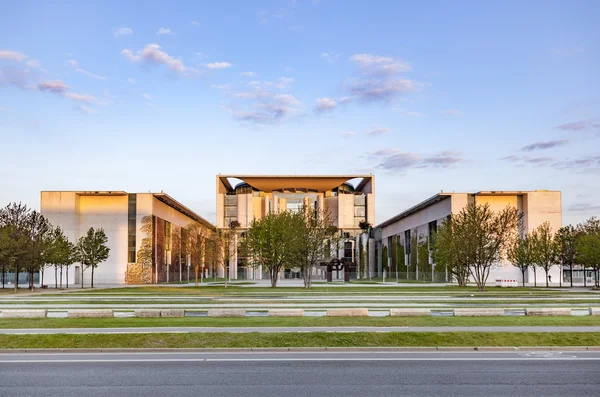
[128,250,136,263]
[354,206,366,217]
[404,230,411,254]
[165,221,172,251]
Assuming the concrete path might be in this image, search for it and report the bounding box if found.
[2,326,600,334]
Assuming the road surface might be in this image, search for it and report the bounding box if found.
[0,351,598,397]
[1,325,600,334]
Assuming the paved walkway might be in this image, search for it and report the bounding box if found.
[2,326,600,334]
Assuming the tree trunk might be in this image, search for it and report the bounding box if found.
[270,268,278,287]
[55,267,58,289]
[13,266,18,293]
[559,265,562,288]
[583,266,587,287]
[81,267,85,289]
[545,267,549,288]
[570,266,573,287]
[91,266,95,288]
[194,265,199,286]
[533,267,537,287]
[65,267,68,289]
[59,266,63,289]
[521,268,526,287]
[41,267,44,287]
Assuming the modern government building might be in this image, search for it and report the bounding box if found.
[37,175,567,286]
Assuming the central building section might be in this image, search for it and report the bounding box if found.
[216,175,375,280]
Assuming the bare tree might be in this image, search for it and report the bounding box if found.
[507,232,533,287]
[530,222,558,288]
[186,223,211,286]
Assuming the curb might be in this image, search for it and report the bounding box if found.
[0,346,598,353]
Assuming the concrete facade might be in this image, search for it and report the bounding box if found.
[41,191,213,285]
[374,191,562,284]
[216,175,375,280]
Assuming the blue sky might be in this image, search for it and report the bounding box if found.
[1,0,598,226]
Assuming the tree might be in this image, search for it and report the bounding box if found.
[507,233,533,287]
[359,220,371,279]
[530,222,558,288]
[214,228,235,288]
[186,223,211,286]
[432,218,470,287]
[244,211,298,287]
[555,225,577,287]
[47,227,77,289]
[576,217,600,287]
[576,230,600,289]
[76,227,110,288]
[292,206,338,288]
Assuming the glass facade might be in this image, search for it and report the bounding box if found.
[127,194,136,263]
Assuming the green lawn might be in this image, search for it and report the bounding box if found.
[1,315,599,329]
[0,332,597,349]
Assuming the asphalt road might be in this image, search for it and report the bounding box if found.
[0,351,599,397]
[2,325,600,334]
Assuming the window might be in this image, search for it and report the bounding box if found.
[354,206,366,217]
[128,251,136,263]
[127,194,136,263]
[404,230,411,254]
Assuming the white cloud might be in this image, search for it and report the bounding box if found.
[142,93,151,100]
[114,27,133,38]
[157,27,176,36]
[314,97,337,113]
[368,126,390,136]
[128,78,135,84]
[37,80,98,104]
[265,77,294,89]
[441,109,461,115]
[350,53,411,75]
[67,60,107,80]
[0,50,27,61]
[340,131,356,137]
[370,149,464,171]
[227,90,302,124]
[192,21,200,26]
[393,108,423,117]
[121,44,189,73]
[26,60,41,68]
[206,62,232,69]
[241,71,256,77]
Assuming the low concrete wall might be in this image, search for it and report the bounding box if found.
[268,309,304,317]
[67,309,114,318]
[526,308,572,316]
[590,308,600,316]
[454,308,505,317]
[160,309,185,318]
[390,308,431,317]
[0,310,47,319]
[326,308,369,317]
[207,309,246,318]
[134,309,161,318]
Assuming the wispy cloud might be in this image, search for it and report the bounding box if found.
[76,105,96,114]
[551,46,584,56]
[556,120,600,131]
[0,67,30,89]
[192,21,200,26]
[121,44,193,74]
[314,97,336,113]
[521,140,568,152]
[368,126,389,136]
[241,71,256,77]
[206,62,232,69]
[502,154,600,170]
[113,27,133,38]
[393,108,423,117]
[370,149,464,171]
[342,53,420,104]
[227,91,302,124]
[156,27,176,36]
[142,93,151,100]
[128,78,135,84]
[37,80,98,104]
[67,60,106,80]
[567,202,600,213]
[340,131,356,137]
[0,50,27,62]
[441,109,461,115]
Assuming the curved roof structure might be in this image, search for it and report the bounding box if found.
[217,175,373,193]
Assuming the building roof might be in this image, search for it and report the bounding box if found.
[376,193,452,229]
[41,190,214,230]
[217,175,373,193]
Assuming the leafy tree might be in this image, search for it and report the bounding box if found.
[530,222,558,287]
[381,245,388,274]
[576,230,600,289]
[244,211,299,287]
[47,227,77,289]
[292,206,338,288]
[76,227,110,288]
[432,219,470,287]
[215,228,235,288]
[555,225,577,287]
[507,233,533,287]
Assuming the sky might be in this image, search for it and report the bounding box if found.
[0,0,599,226]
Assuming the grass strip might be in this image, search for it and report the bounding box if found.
[0,332,598,349]
[1,316,600,329]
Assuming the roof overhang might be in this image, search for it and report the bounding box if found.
[153,193,215,230]
[218,175,373,193]
[376,193,452,229]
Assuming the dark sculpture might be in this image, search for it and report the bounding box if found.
[320,258,356,282]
